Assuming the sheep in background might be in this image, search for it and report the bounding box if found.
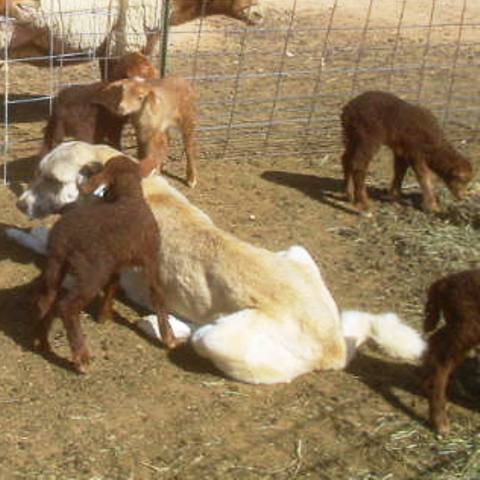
[340,90,473,214]
[0,0,264,72]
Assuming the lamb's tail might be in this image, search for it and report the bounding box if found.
[5,226,49,256]
[341,310,426,364]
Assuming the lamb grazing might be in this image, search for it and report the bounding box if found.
[40,52,157,157]
[422,268,480,434]
[340,90,474,213]
[34,155,179,373]
[94,76,198,187]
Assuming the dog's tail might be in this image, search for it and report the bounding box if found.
[5,226,49,256]
[341,310,426,364]
[424,280,444,334]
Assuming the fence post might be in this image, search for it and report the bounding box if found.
[159,0,170,78]
[2,12,10,185]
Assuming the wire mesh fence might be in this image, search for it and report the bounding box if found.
[1,0,479,184]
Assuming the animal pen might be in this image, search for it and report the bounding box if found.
[1,0,479,185]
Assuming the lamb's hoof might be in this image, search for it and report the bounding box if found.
[353,201,372,217]
[187,176,197,188]
[74,363,88,375]
[360,210,373,218]
[97,312,113,324]
[434,418,450,436]
[386,191,401,202]
[73,351,91,374]
[422,202,440,213]
[164,337,185,350]
[33,337,51,353]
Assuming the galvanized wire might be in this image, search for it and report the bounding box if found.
[1,0,480,183]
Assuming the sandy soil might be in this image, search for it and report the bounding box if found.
[0,0,479,479]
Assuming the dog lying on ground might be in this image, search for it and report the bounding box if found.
[340,90,474,213]
[10,141,426,383]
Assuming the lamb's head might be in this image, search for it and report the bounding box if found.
[439,149,474,200]
[93,79,153,117]
[79,155,142,200]
[16,142,117,219]
[110,52,157,82]
[1,0,40,23]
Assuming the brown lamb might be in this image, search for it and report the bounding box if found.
[40,52,157,157]
[93,76,198,187]
[340,90,474,213]
[34,156,179,373]
[422,268,480,434]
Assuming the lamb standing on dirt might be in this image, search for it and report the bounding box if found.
[39,52,157,157]
[34,156,179,373]
[94,76,197,187]
[422,269,480,434]
[340,90,474,213]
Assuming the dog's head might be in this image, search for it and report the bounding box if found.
[16,142,120,219]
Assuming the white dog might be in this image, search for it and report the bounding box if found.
[9,142,425,384]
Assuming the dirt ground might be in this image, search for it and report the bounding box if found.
[0,1,479,479]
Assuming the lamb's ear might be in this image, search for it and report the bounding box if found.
[77,168,110,196]
[91,83,123,112]
[139,155,158,178]
[146,90,157,107]
[78,161,104,179]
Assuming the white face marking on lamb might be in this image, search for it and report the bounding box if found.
[118,83,149,115]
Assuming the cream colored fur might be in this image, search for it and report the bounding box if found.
[11,141,426,383]
[7,0,263,56]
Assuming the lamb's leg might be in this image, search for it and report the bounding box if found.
[34,257,65,352]
[388,154,409,200]
[341,140,356,203]
[57,266,111,373]
[39,115,62,158]
[350,142,378,213]
[144,263,179,349]
[97,273,120,323]
[181,117,198,188]
[427,358,455,434]
[411,157,439,212]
